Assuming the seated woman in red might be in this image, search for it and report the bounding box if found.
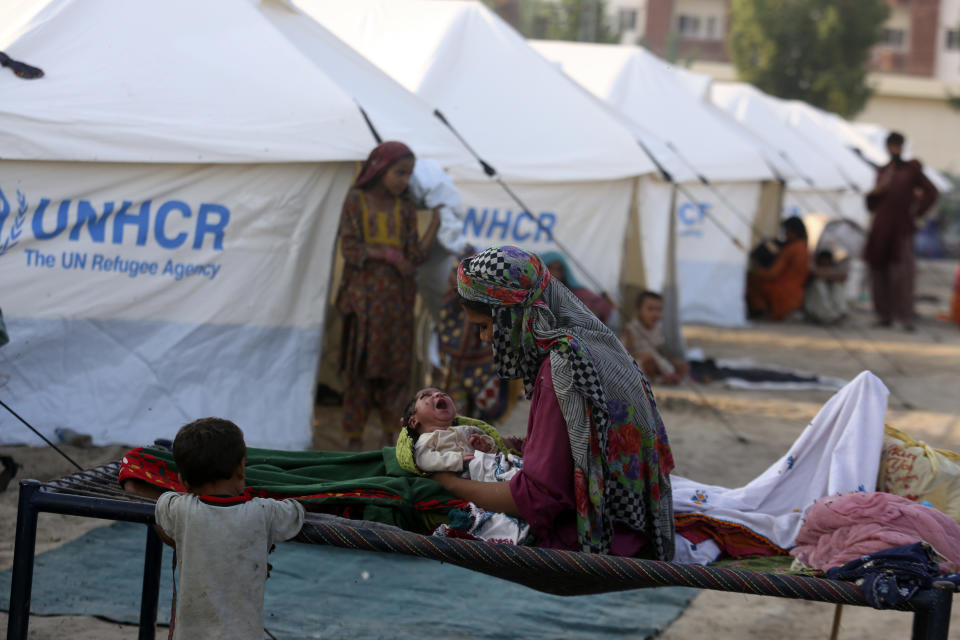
[746,216,810,321]
[432,246,675,559]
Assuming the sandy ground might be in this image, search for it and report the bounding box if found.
[2,259,959,639]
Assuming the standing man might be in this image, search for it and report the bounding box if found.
[864,132,939,331]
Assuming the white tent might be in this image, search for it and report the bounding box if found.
[295,0,659,294]
[0,1,371,164]
[710,84,834,188]
[710,83,866,225]
[768,99,882,229]
[531,42,773,184]
[677,73,804,188]
[257,0,473,171]
[0,0,465,448]
[531,40,778,326]
[776,100,875,192]
[717,91,953,240]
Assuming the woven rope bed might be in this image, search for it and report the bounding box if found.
[6,462,955,640]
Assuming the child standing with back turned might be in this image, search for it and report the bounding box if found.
[154,417,304,640]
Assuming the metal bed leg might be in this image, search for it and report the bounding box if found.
[6,481,41,640]
[137,525,164,640]
[911,586,954,640]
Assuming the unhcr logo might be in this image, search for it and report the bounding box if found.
[0,186,28,258]
[0,186,231,252]
[0,185,230,281]
[677,201,710,238]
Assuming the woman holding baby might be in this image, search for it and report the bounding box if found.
[432,246,675,559]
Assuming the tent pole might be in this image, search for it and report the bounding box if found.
[658,183,747,444]
[661,184,686,360]
[773,178,786,237]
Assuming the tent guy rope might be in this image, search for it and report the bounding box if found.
[0,398,83,471]
[433,108,611,294]
[635,137,747,252]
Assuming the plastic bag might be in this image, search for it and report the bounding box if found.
[878,425,960,523]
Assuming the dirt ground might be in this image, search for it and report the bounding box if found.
[2,259,959,639]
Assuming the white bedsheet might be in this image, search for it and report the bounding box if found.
[672,371,889,563]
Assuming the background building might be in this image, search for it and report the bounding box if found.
[601,0,960,174]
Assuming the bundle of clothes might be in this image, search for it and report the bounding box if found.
[670,371,960,608]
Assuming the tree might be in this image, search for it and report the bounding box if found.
[727,0,889,117]
[503,0,619,43]
[641,31,699,68]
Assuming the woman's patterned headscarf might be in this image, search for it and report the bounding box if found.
[457,246,675,558]
[354,141,414,189]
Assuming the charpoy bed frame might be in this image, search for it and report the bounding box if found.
[5,462,955,640]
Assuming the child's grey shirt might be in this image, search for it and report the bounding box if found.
[155,492,304,640]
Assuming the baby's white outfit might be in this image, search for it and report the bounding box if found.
[414,424,521,481]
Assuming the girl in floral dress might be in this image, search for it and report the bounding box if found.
[336,142,440,450]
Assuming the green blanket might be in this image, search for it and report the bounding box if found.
[121,446,462,533]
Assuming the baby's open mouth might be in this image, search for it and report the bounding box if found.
[435,397,447,410]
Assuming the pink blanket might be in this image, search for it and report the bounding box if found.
[791,492,960,572]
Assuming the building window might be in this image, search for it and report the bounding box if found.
[947,29,960,50]
[705,16,718,40]
[619,8,637,32]
[879,27,907,50]
[676,14,701,38]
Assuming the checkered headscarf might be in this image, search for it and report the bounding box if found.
[457,246,675,558]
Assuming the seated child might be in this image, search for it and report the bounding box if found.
[622,290,689,385]
[804,249,849,325]
[396,387,522,482]
[154,417,305,640]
